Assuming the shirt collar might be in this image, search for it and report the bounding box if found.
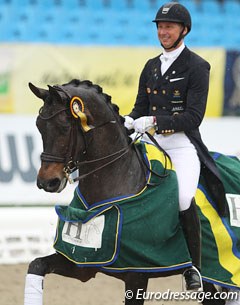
[161,43,185,61]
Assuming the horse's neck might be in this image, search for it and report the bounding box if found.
[78,141,146,205]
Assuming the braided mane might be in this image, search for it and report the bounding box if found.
[60,79,122,124]
[62,79,112,105]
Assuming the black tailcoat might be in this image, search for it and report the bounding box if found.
[129,47,226,215]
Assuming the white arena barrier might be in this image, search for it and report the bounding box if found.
[0,114,76,206]
[0,207,58,264]
[200,117,240,157]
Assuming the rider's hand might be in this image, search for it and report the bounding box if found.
[133,116,156,133]
[124,116,134,130]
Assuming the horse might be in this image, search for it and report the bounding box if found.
[24,79,229,305]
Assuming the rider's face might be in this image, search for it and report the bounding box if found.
[157,22,186,51]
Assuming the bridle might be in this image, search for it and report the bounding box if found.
[38,85,171,185]
[38,85,133,183]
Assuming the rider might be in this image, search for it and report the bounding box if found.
[124,1,226,290]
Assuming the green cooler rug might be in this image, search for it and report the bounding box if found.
[53,142,240,289]
[196,152,240,289]
[54,142,191,272]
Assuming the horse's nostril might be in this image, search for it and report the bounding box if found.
[37,179,43,189]
[48,178,61,189]
[37,177,61,192]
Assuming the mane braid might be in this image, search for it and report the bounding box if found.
[81,80,112,105]
[63,79,112,105]
[81,80,93,87]
[66,79,81,86]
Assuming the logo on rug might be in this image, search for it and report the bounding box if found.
[226,194,240,227]
[62,215,105,249]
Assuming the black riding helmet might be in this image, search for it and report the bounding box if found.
[152,2,192,49]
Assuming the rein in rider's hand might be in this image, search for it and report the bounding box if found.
[124,116,157,134]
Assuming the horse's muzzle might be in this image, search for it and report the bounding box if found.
[37,163,67,193]
[37,176,67,193]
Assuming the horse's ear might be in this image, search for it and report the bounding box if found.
[29,82,49,100]
[48,85,63,103]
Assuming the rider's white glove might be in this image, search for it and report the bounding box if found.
[133,116,156,133]
[124,115,134,130]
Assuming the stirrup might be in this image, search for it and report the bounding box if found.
[182,266,203,292]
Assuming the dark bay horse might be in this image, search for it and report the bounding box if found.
[25,79,225,305]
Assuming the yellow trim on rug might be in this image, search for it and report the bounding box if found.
[196,189,240,285]
[145,143,173,171]
[102,261,192,271]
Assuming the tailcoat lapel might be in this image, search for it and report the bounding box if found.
[153,47,191,89]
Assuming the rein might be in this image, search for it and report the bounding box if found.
[145,131,172,175]
[64,143,134,183]
[67,132,172,184]
[131,132,171,186]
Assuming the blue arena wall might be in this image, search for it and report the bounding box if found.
[0,0,240,48]
[0,0,240,115]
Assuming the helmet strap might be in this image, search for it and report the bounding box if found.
[161,26,186,50]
